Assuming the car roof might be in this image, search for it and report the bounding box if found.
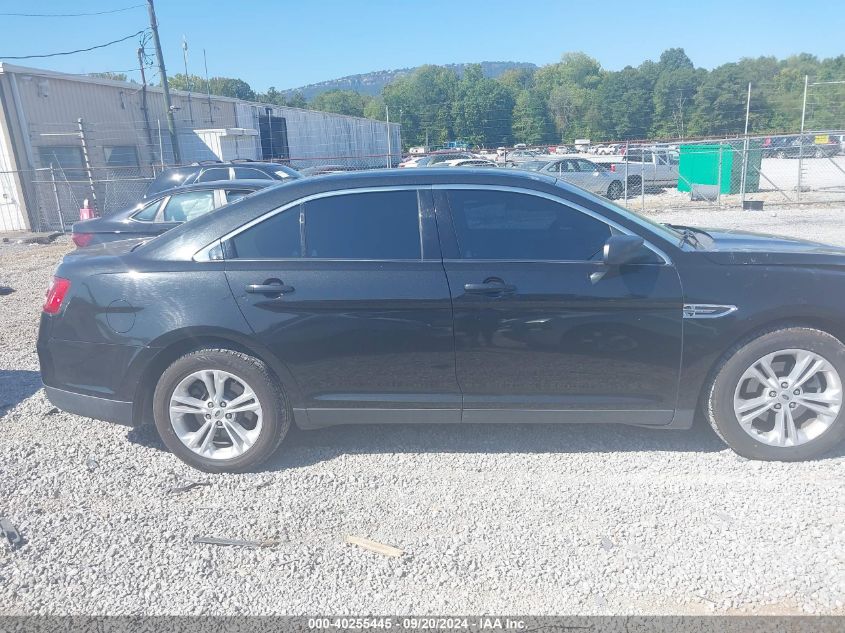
[139,168,575,260]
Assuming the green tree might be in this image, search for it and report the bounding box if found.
[285,91,307,109]
[383,65,459,147]
[511,89,552,145]
[169,73,255,100]
[452,64,515,146]
[257,86,287,105]
[310,89,369,117]
[536,53,603,140]
[89,71,128,82]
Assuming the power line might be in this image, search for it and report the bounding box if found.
[0,30,148,60]
[0,4,144,17]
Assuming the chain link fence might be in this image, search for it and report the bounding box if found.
[4,122,845,233]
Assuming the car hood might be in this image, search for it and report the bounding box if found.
[697,227,845,265]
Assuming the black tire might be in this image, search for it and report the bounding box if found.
[153,348,290,473]
[606,180,624,200]
[704,327,845,461]
[626,175,642,194]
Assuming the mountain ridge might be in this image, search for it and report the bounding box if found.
[283,61,537,100]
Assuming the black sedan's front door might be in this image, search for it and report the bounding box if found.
[434,188,683,425]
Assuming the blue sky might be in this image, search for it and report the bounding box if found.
[0,0,842,91]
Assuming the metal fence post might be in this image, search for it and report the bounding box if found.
[716,144,723,208]
[798,74,808,202]
[641,149,646,213]
[623,141,629,205]
[49,164,66,233]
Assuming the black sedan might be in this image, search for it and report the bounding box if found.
[71,180,274,247]
[40,168,845,472]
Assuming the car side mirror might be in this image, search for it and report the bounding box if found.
[603,234,645,266]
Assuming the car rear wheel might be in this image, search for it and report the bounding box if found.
[153,348,289,472]
[705,327,845,461]
[606,181,623,200]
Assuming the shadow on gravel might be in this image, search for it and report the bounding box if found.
[0,369,42,416]
[263,419,733,471]
[122,416,845,470]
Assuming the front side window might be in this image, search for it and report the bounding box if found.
[161,190,215,222]
[304,190,420,259]
[447,189,611,261]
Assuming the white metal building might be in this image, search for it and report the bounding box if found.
[0,63,401,231]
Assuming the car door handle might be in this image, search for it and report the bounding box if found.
[464,281,516,295]
[245,282,295,296]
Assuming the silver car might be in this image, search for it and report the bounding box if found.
[518,157,625,200]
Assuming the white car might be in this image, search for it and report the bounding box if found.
[517,157,624,199]
[431,158,498,168]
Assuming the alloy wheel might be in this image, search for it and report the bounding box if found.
[733,348,842,447]
[169,369,263,460]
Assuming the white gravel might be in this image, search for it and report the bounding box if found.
[1,207,845,616]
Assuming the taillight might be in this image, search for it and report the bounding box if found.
[72,232,93,248]
[43,277,71,314]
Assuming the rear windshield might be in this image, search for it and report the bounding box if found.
[146,169,194,196]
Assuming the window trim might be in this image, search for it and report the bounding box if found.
[194,184,672,265]
[431,184,671,265]
[199,186,426,263]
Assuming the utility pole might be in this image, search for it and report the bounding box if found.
[137,47,155,167]
[147,0,181,164]
[385,104,391,168]
[182,36,193,125]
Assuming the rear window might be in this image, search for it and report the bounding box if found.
[146,169,193,196]
[304,190,420,260]
[196,167,231,183]
[232,166,273,180]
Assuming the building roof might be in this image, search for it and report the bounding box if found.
[0,62,398,127]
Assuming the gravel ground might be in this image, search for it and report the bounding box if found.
[2,207,845,617]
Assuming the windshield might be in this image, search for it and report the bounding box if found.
[146,169,191,196]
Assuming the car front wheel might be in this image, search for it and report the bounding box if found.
[705,327,845,461]
[153,348,289,472]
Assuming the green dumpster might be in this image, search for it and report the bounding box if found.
[678,140,762,194]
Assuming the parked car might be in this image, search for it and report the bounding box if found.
[40,167,845,471]
[431,158,498,168]
[145,160,300,197]
[504,149,540,165]
[762,135,840,159]
[592,148,679,190]
[298,165,359,177]
[404,152,475,167]
[71,180,274,247]
[518,157,624,199]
